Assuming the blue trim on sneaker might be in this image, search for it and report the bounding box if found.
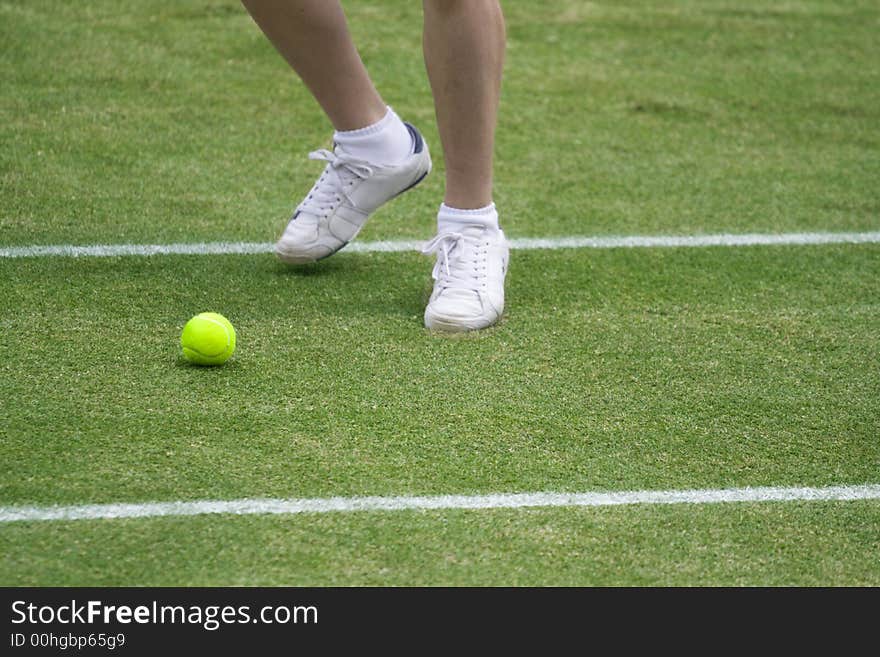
[404,123,424,154]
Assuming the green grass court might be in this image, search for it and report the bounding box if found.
[1,0,878,585]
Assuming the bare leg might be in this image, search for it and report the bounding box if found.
[423,0,505,209]
[241,0,386,130]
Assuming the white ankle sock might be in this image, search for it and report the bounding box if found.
[437,203,500,233]
[333,107,413,165]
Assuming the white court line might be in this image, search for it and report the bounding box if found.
[1,231,879,259]
[1,484,878,523]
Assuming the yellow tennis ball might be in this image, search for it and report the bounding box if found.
[180,312,236,366]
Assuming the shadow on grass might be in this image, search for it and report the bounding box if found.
[265,253,511,337]
[173,355,243,371]
[269,255,429,322]
[269,258,349,278]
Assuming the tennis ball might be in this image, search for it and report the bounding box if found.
[180,312,236,366]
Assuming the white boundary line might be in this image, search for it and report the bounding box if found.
[2,484,878,523]
[1,231,879,259]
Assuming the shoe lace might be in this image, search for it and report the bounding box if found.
[421,231,489,293]
[296,148,375,219]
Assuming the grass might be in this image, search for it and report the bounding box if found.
[4,503,880,586]
[1,0,879,586]
[2,0,878,246]
[1,247,879,504]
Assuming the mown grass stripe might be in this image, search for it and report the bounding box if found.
[1,231,879,259]
[2,484,878,523]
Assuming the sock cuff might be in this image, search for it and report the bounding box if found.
[438,202,496,216]
[437,203,499,230]
[332,107,412,165]
[335,106,396,139]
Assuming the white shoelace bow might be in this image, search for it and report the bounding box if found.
[296,149,375,219]
[421,231,488,292]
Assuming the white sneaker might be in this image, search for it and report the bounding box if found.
[276,123,431,264]
[422,225,509,332]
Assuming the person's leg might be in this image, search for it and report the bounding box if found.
[241,0,432,264]
[421,0,508,332]
[241,0,384,131]
[422,0,504,210]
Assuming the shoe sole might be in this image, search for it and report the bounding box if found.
[424,311,501,333]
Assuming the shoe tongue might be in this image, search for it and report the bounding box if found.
[432,226,485,314]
